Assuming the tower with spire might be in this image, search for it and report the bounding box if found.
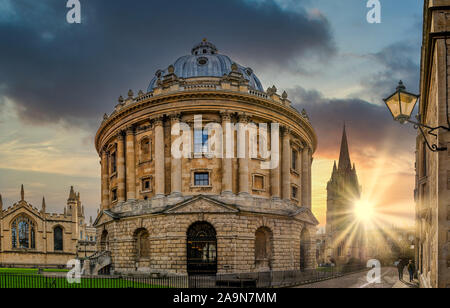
[325,125,364,264]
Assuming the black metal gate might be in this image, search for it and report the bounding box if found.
[187,222,217,275]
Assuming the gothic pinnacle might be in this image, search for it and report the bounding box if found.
[20,184,24,201]
[42,196,46,213]
[68,186,76,201]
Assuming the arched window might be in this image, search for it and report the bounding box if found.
[255,227,273,270]
[135,229,150,259]
[11,215,35,249]
[54,226,63,251]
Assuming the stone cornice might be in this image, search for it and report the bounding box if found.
[95,90,317,153]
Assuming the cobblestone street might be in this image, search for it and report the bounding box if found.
[295,267,419,288]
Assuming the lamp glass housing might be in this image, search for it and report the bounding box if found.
[384,85,419,124]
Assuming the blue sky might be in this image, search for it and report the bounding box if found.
[0,0,424,225]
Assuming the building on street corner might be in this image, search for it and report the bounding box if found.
[93,40,319,275]
[414,0,450,288]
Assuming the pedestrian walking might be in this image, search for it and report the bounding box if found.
[396,259,405,280]
[407,260,416,283]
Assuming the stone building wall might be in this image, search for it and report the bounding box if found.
[416,0,450,288]
[97,211,316,275]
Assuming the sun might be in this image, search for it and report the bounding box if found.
[354,199,375,223]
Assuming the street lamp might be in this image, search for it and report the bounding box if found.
[384,81,450,152]
[383,81,419,124]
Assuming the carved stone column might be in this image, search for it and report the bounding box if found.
[170,113,182,196]
[101,147,110,209]
[154,117,165,197]
[281,126,291,200]
[221,111,233,195]
[238,114,249,195]
[116,131,126,203]
[126,126,136,201]
[302,145,310,208]
[270,125,281,199]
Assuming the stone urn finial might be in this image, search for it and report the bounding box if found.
[128,89,134,98]
[168,65,175,74]
[282,91,288,99]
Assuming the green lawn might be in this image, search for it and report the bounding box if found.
[0,268,169,288]
[0,268,39,274]
[0,268,69,274]
[0,275,165,288]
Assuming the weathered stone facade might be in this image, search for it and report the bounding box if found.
[0,186,95,267]
[415,0,450,288]
[94,40,319,275]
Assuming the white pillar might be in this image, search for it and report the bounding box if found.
[281,127,291,200]
[238,114,249,195]
[221,112,233,194]
[126,126,136,201]
[101,147,110,209]
[116,131,126,203]
[154,117,165,197]
[170,114,182,196]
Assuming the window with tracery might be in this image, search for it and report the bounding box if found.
[11,215,35,249]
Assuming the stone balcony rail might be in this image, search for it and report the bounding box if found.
[105,82,308,122]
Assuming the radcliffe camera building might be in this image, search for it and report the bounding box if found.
[93,40,319,275]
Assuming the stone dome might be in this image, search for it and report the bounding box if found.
[147,40,264,92]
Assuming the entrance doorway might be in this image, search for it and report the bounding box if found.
[187,222,217,275]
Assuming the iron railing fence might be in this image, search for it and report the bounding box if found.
[0,265,365,289]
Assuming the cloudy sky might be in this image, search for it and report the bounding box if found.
[0,0,422,226]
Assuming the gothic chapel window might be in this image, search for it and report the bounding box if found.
[11,215,35,249]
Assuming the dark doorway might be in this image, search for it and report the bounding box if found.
[187,222,217,275]
[300,228,310,271]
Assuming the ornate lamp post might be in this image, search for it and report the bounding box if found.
[384,81,450,152]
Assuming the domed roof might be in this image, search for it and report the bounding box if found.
[147,40,264,92]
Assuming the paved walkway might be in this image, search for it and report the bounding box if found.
[392,269,419,288]
[295,267,418,288]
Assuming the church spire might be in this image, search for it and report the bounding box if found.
[338,124,352,171]
[20,184,24,201]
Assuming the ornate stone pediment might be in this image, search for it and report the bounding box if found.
[93,210,116,227]
[292,207,319,225]
[165,195,239,214]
